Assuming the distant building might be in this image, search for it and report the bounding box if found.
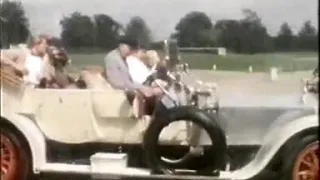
[178,47,227,56]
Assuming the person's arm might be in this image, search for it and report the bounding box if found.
[1,50,28,75]
[1,50,18,66]
[104,56,145,91]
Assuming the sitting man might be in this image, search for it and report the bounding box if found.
[1,34,52,87]
[126,46,150,84]
[126,48,170,117]
[127,48,168,84]
[104,37,162,116]
[104,37,162,97]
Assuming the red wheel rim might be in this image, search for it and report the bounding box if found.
[293,141,319,180]
[1,133,19,180]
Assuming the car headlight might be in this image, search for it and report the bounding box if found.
[185,82,219,109]
[193,88,219,110]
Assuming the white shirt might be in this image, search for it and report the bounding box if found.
[23,54,45,86]
[126,55,152,84]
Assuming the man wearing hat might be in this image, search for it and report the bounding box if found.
[104,36,161,98]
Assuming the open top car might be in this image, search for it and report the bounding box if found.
[0,40,319,180]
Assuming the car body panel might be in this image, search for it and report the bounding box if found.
[37,89,102,143]
[1,75,317,146]
[0,113,46,174]
[217,106,315,145]
[1,64,318,178]
[1,83,194,145]
[230,114,318,180]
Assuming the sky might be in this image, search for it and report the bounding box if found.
[19,0,319,40]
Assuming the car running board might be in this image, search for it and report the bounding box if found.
[37,152,233,180]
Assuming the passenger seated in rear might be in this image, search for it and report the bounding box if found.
[15,34,50,87]
[39,45,76,88]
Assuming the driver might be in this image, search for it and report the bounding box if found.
[104,36,162,100]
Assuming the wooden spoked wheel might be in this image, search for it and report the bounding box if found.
[293,141,319,180]
[1,133,19,180]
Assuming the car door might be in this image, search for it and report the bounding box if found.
[90,88,138,143]
[27,89,100,144]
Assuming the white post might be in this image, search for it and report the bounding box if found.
[248,66,253,73]
[212,64,217,71]
[270,67,279,81]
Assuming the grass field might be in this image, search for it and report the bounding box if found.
[68,51,318,73]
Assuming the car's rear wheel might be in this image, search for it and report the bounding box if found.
[281,135,319,180]
[143,105,227,175]
[1,127,31,180]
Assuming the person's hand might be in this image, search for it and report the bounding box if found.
[151,87,163,96]
[139,86,154,97]
[21,68,29,75]
[151,79,168,88]
[12,63,28,76]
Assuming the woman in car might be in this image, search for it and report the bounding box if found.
[39,45,88,89]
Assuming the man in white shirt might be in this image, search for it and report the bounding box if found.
[23,35,50,86]
[1,34,50,87]
[1,35,50,86]
[126,48,152,84]
[23,53,45,85]
[127,49,167,87]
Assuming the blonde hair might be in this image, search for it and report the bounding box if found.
[27,34,51,48]
[145,50,160,67]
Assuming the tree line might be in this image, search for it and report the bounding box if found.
[1,1,318,54]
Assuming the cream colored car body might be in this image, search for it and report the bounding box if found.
[1,80,198,145]
[1,72,318,180]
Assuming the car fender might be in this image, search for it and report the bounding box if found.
[1,113,46,174]
[230,114,318,180]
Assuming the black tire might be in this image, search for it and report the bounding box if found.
[143,105,227,175]
[281,135,319,180]
[0,126,33,180]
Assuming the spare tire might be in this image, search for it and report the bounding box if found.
[143,105,227,175]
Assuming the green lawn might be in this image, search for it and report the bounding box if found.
[68,51,318,73]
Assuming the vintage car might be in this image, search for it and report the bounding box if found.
[0,40,319,180]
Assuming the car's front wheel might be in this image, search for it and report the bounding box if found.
[143,105,227,175]
[281,135,319,180]
[1,126,32,180]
